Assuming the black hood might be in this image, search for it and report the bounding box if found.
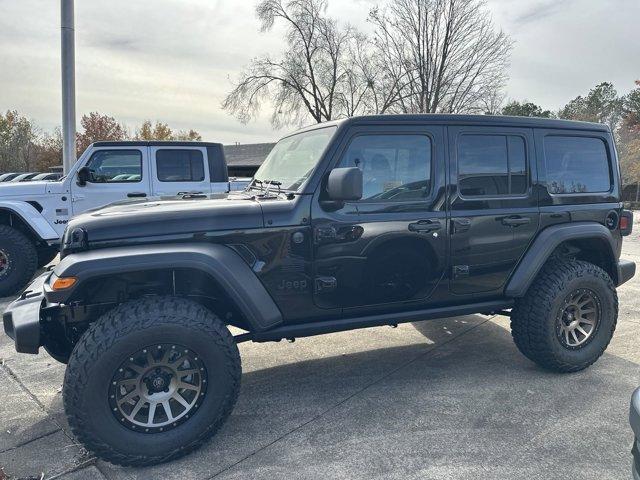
[66,195,264,244]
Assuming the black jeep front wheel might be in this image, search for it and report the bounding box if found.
[511,259,618,373]
[63,296,241,466]
[0,225,38,297]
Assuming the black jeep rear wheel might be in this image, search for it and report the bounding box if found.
[63,296,241,466]
[0,225,38,297]
[511,259,618,373]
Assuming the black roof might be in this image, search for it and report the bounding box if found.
[89,141,273,168]
[295,114,610,134]
[91,141,223,147]
[224,143,275,167]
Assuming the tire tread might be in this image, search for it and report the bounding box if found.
[510,259,618,373]
[0,224,38,296]
[63,296,241,467]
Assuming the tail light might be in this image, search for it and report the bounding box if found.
[620,210,633,236]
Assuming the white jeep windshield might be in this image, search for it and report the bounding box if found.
[253,126,336,191]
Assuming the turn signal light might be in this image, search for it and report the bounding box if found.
[52,276,77,290]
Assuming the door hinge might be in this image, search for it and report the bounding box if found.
[314,276,337,294]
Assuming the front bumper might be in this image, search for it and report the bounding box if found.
[2,272,50,354]
[618,259,636,287]
[631,388,640,479]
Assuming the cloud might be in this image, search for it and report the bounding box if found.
[513,0,573,25]
[0,0,638,144]
[87,35,141,51]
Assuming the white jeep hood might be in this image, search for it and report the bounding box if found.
[0,181,48,197]
[0,181,63,198]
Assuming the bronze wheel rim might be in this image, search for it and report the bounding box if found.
[109,343,207,433]
[556,288,601,349]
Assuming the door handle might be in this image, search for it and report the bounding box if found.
[408,220,441,232]
[501,216,530,226]
[127,192,147,198]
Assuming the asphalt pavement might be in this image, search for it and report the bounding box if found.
[1,226,639,479]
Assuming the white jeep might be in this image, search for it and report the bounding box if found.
[0,141,249,296]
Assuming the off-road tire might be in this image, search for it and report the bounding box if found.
[63,296,241,467]
[0,225,38,297]
[511,259,618,373]
[37,246,58,268]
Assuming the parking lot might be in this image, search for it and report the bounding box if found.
[1,225,639,480]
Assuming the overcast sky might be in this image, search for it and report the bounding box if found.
[0,0,638,144]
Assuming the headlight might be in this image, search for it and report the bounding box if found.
[62,226,87,255]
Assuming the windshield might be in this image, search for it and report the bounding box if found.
[253,126,336,191]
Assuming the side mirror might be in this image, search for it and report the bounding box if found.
[326,167,363,201]
[76,166,91,186]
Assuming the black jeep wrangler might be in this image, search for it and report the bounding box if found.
[3,114,636,466]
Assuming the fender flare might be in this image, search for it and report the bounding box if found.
[0,201,59,242]
[48,243,283,331]
[505,222,618,298]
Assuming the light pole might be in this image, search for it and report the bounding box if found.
[61,0,76,174]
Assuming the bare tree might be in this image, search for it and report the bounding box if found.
[369,0,513,114]
[223,0,368,127]
[335,33,375,117]
[480,89,506,115]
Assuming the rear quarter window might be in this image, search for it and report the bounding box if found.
[544,136,611,194]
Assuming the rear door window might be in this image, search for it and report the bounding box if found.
[544,136,611,194]
[156,150,205,182]
[457,134,527,197]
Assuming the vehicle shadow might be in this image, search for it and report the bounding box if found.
[410,313,490,339]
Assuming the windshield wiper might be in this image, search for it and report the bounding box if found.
[244,179,284,199]
[263,179,282,196]
[244,179,263,192]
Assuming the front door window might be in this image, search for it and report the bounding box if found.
[85,150,143,183]
[337,135,432,202]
